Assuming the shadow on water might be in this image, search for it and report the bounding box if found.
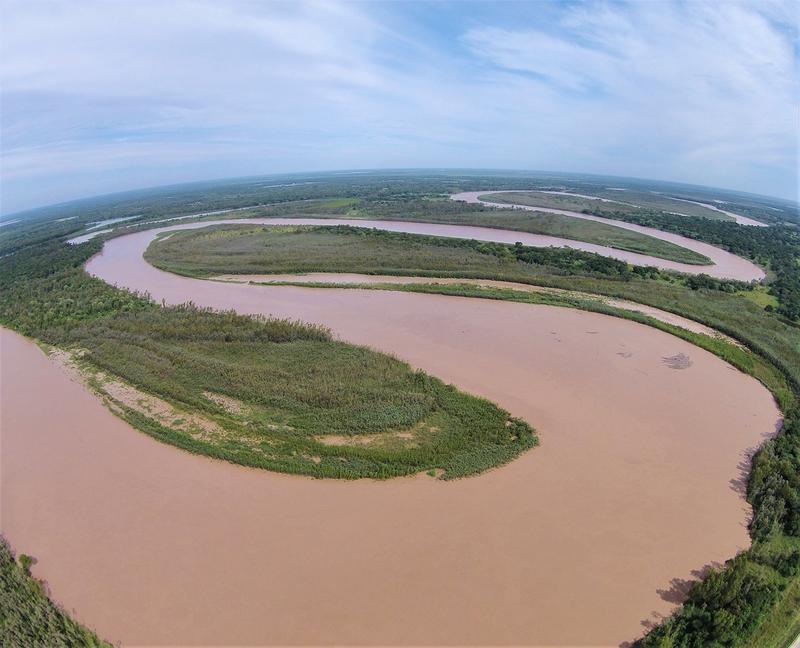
[631,415,787,646]
[729,452,753,498]
[631,561,724,644]
[729,417,784,517]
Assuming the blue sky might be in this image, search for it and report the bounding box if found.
[1,0,798,214]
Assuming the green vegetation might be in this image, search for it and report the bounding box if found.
[261,196,711,264]
[62,305,535,479]
[243,192,798,321]
[0,234,535,480]
[481,192,800,321]
[482,190,734,220]
[410,204,713,263]
[144,223,660,279]
[747,573,800,648]
[145,225,798,393]
[639,553,791,647]
[259,280,792,408]
[0,537,111,647]
[738,286,780,310]
[3,171,799,647]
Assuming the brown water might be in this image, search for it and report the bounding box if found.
[517,190,768,227]
[452,191,766,280]
[212,272,730,339]
[665,196,769,227]
[72,207,763,281]
[0,226,780,647]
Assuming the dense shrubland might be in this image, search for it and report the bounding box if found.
[0,537,111,647]
[0,238,151,335]
[0,235,535,480]
[573,206,800,321]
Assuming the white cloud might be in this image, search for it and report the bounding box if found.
[1,0,797,213]
[462,1,798,196]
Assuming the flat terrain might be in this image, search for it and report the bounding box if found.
[140,215,763,280]
[312,195,714,263]
[148,223,670,282]
[483,189,735,220]
[56,306,533,479]
[145,222,799,405]
[1,224,780,646]
[2,172,798,648]
[145,224,531,277]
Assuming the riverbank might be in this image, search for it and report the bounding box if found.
[452,191,766,280]
[5,225,768,645]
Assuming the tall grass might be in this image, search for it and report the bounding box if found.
[1,237,536,481]
[0,537,111,648]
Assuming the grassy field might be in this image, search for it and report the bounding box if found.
[357,201,712,263]
[210,195,711,264]
[61,305,535,480]
[0,537,111,648]
[145,224,584,278]
[482,190,734,221]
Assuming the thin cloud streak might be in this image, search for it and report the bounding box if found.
[1,0,797,213]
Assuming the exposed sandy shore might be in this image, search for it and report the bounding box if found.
[0,223,780,647]
[452,191,765,281]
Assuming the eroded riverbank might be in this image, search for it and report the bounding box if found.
[0,221,781,646]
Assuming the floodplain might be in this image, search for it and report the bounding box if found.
[2,173,799,647]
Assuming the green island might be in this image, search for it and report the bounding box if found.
[477,191,799,320]
[0,237,535,481]
[246,195,713,264]
[481,189,736,220]
[1,172,799,647]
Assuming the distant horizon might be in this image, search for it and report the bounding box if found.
[2,1,797,214]
[3,166,798,220]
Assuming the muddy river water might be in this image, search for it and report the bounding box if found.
[68,192,766,281]
[451,191,765,280]
[0,220,780,647]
